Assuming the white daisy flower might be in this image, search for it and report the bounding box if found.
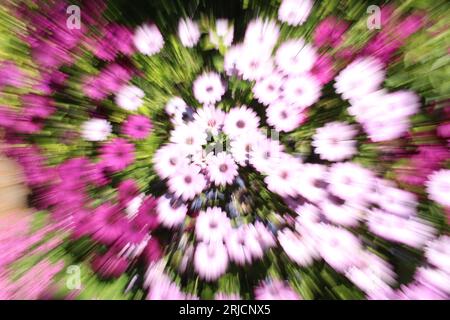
[133,23,164,56]
[115,84,145,111]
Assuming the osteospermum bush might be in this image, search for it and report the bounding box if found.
[0,0,449,300]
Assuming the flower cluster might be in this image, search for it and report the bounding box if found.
[0,0,448,300]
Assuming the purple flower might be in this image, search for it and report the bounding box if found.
[83,64,133,100]
[91,249,129,279]
[8,146,53,186]
[118,179,140,206]
[122,115,152,139]
[0,61,23,89]
[22,94,55,119]
[47,179,88,209]
[57,157,92,184]
[362,32,402,63]
[88,161,111,186]
[99,63,134,93]
[394,14,424,40]
[0,106,17,129]
[397,145,450,186]
[142,238,163,265]
[313,17,348,48]
[82,76,108,100]
[311,54,335,85]
[31,42,75,69]
[81,203,127,245]
[134,196,159,230]
[94,24,134,60]
[34,70,67,94]
[100,138,135,172]
[437,122,450,139]
[117,219,148,246]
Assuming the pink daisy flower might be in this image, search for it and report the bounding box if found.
[426,169,450,208]
[224,45,243,76]
[168,164,206,201]
[244,18,280,53]
[254,280,301,300]
[122,114,152,139]
[170,122,207,154]
[100,138,135,172]
[153,143,189,179]
[267,101,306,132]
[230,131,265,166]
[223,105,260,139]
[294,163,328,202]
[252,73,284,106]
[425,236,450,272]
[311,54,335,84]
[214,292,241,300]
[312,121,357,162]
[278,0,313,26]
[91,250,129,279]
[209,19,234,49]
[81,118,112,142]
[115,84,145,111]
[226,226,263,265]
[165,96,188,124]
[157,195,188,228]
[397,282,447,300]
[278,228,318,266]
[368,208,435,247]
[249,136,285,174]
[82,203,127,245]
[195,207,231,243]
[363,118,411,142]
[178,18,200,48]
[379,90,420,118]
[147,278,186,300]
[236,48,274,81]
[194,241,229,281]
[327,162,375,205]
[355,90,418,124]
[347,89,388,124]
[349,90,419,142]
[334,57,385,101]
[275,39,317,75]
[125,194,145,219]
[0,60,24,89]
[313,17,348,48]
[206,152,238,186]
[133,23,164,56]
[193,72,225,105]
[345,251,396,295]
[190,148,211,170]
[319,198,363,227]
[317,225,363,273]
[264,156,301,197]
[283,74,322,109]
[193,104,225,135]
[375,185,418,217]
[294,204,323,233]
[415,267,450,295]
[249,221,277,250]
[367,209,435,248]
